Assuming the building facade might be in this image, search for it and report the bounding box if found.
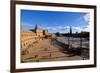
[21,25,48,55]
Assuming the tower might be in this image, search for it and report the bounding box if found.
[34,24,43,36]
[70,26,72,35]
[43,28,48,35]
[35,24,40,35]
[35,24,39,32]
[34,24,40,33]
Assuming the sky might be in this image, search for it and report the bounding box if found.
[21,9,90,33]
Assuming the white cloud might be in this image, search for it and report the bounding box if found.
[68,25,90,32]
[57,26,63,29]
[72,26,81,30]
[83,13,90,23]
[63,26,70,29]
[21,22,33,27]
[21,22,34,30]
[47,25,70,31]
[82,25,90,32]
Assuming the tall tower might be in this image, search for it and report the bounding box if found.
[35,24,38,31]
[70,26,72,35]
[34,24,40,34]
[34,24,43,36]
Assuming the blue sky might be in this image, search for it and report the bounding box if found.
[21,9,90,33]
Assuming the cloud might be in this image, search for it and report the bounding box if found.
[47,25,69,31]
[72,26,81,31]
[73,25,89,32]
[21,22,33,27]
[67,25,90,32]
[21,22,33,30]
[83,14,90,23]
[47,25,87,32]
[82,25,90,32]
[63,26,70,29]
[71,13,90,26]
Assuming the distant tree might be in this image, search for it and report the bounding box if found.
[55,32,61,36]
[73,31,89,38]
[79,31,89,38]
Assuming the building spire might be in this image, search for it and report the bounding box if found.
[35,24,38,30]
[70,26,72,35]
